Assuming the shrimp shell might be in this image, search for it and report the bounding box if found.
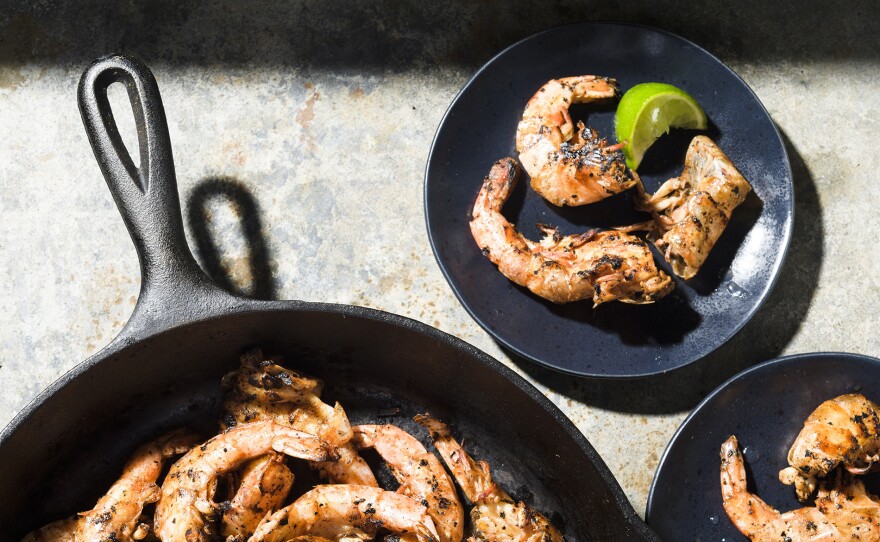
[249,484,440,542]
[636,136,751,279]
[221,453,295,540]
[415,415,564,542]
[352,424,463,542]
[721,435,880,541]
[21,429,197,542]
[154,419,336,542]
[516,76,633,206]
[470,157,672,306]
[779,394,880,502]
[223,350,377,487]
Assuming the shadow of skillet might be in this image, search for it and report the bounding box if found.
[514,129,822,414]
[186,176,277,300]
[1,0,878,69]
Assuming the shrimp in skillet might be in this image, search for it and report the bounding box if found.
[154,419,337,542]
[352,424,463,542]
[721,435,880,541]
[249,485,440,542]
[223,351,377,486]
[21,429,196,542]
[634,136,751,279]
[470,157,673,306]
[778,394,880,502]
[415,415,564,542]
[516,76,633,207]
[221,453,295,541]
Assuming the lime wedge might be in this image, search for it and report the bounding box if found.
[615,83,707,170]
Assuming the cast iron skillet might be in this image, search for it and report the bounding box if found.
[646,352,880,540]
[0,55,658,541]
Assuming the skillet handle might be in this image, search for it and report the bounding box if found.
[78,54,240,340]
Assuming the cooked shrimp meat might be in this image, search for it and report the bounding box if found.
[779,394,880,502]
[415,415,564,542]
[22,429,196,542]
[721,435,880,542]
[249,484,440,542]
[470,157,672,306]
[635,135,751,279]
[516,76,634,206]
[154,419,336,542]
[352,424,463,542]
[223,350,377,486]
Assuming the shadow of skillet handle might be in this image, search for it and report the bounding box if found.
[77,54,249,342]
[186,177,276,301]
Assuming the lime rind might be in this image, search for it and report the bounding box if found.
[615,83,707,170]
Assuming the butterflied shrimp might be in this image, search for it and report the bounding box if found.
[778,394,880,502]
[352,425,463,542]
[634,136,751,279]
[223,350,377,486]
[470,157,673,306]
[721,435,880,541]
[515,76,633,207]
[21,429,196,542]
[221,453,295,541]
[415,415,563,542]
[249,485,440,542]
[154,420,337,542]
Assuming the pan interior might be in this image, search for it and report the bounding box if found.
[0,307,641,541]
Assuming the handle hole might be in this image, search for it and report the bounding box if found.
[107,81,141,170]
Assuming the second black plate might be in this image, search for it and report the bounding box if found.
[646,352,880,540]
[424,22,793,378]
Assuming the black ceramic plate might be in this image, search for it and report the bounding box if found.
[424,23,793,378]
[646,352,880,540]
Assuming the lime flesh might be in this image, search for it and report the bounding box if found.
[614,83,707,170]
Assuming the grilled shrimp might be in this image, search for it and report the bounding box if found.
[635,136,751,279]
[249,485,440,542]
[221,453,295,541]
[470,157,673,306]
[515,76,633,206]
[778,394,880,502]
[415,415,563,542]
[154,419,337,542]
[721,435,880,541]
[223,350,377,486]
[21,429,196,542]
[352,424,463,542]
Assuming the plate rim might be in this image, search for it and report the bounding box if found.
[423,20,795,379]
[644,350,880,525]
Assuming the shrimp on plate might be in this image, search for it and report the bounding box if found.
[249,484,440,542]
[352,424,463,542]
[633,135,751,279]
[778,394,880,502]
[153,419,337,542]
[22,429,197,542]
[515,76,634,206]
[223,350,377,487]
[721,435,880,541]
[415,415,564,542]
[220,453,295,541]
[470,157,673,306]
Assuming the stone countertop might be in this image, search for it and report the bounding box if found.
[1,1,878,518]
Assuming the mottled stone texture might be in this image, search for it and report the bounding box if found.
[1,0,878,516]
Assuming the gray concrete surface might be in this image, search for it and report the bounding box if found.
[1,0,878,518]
